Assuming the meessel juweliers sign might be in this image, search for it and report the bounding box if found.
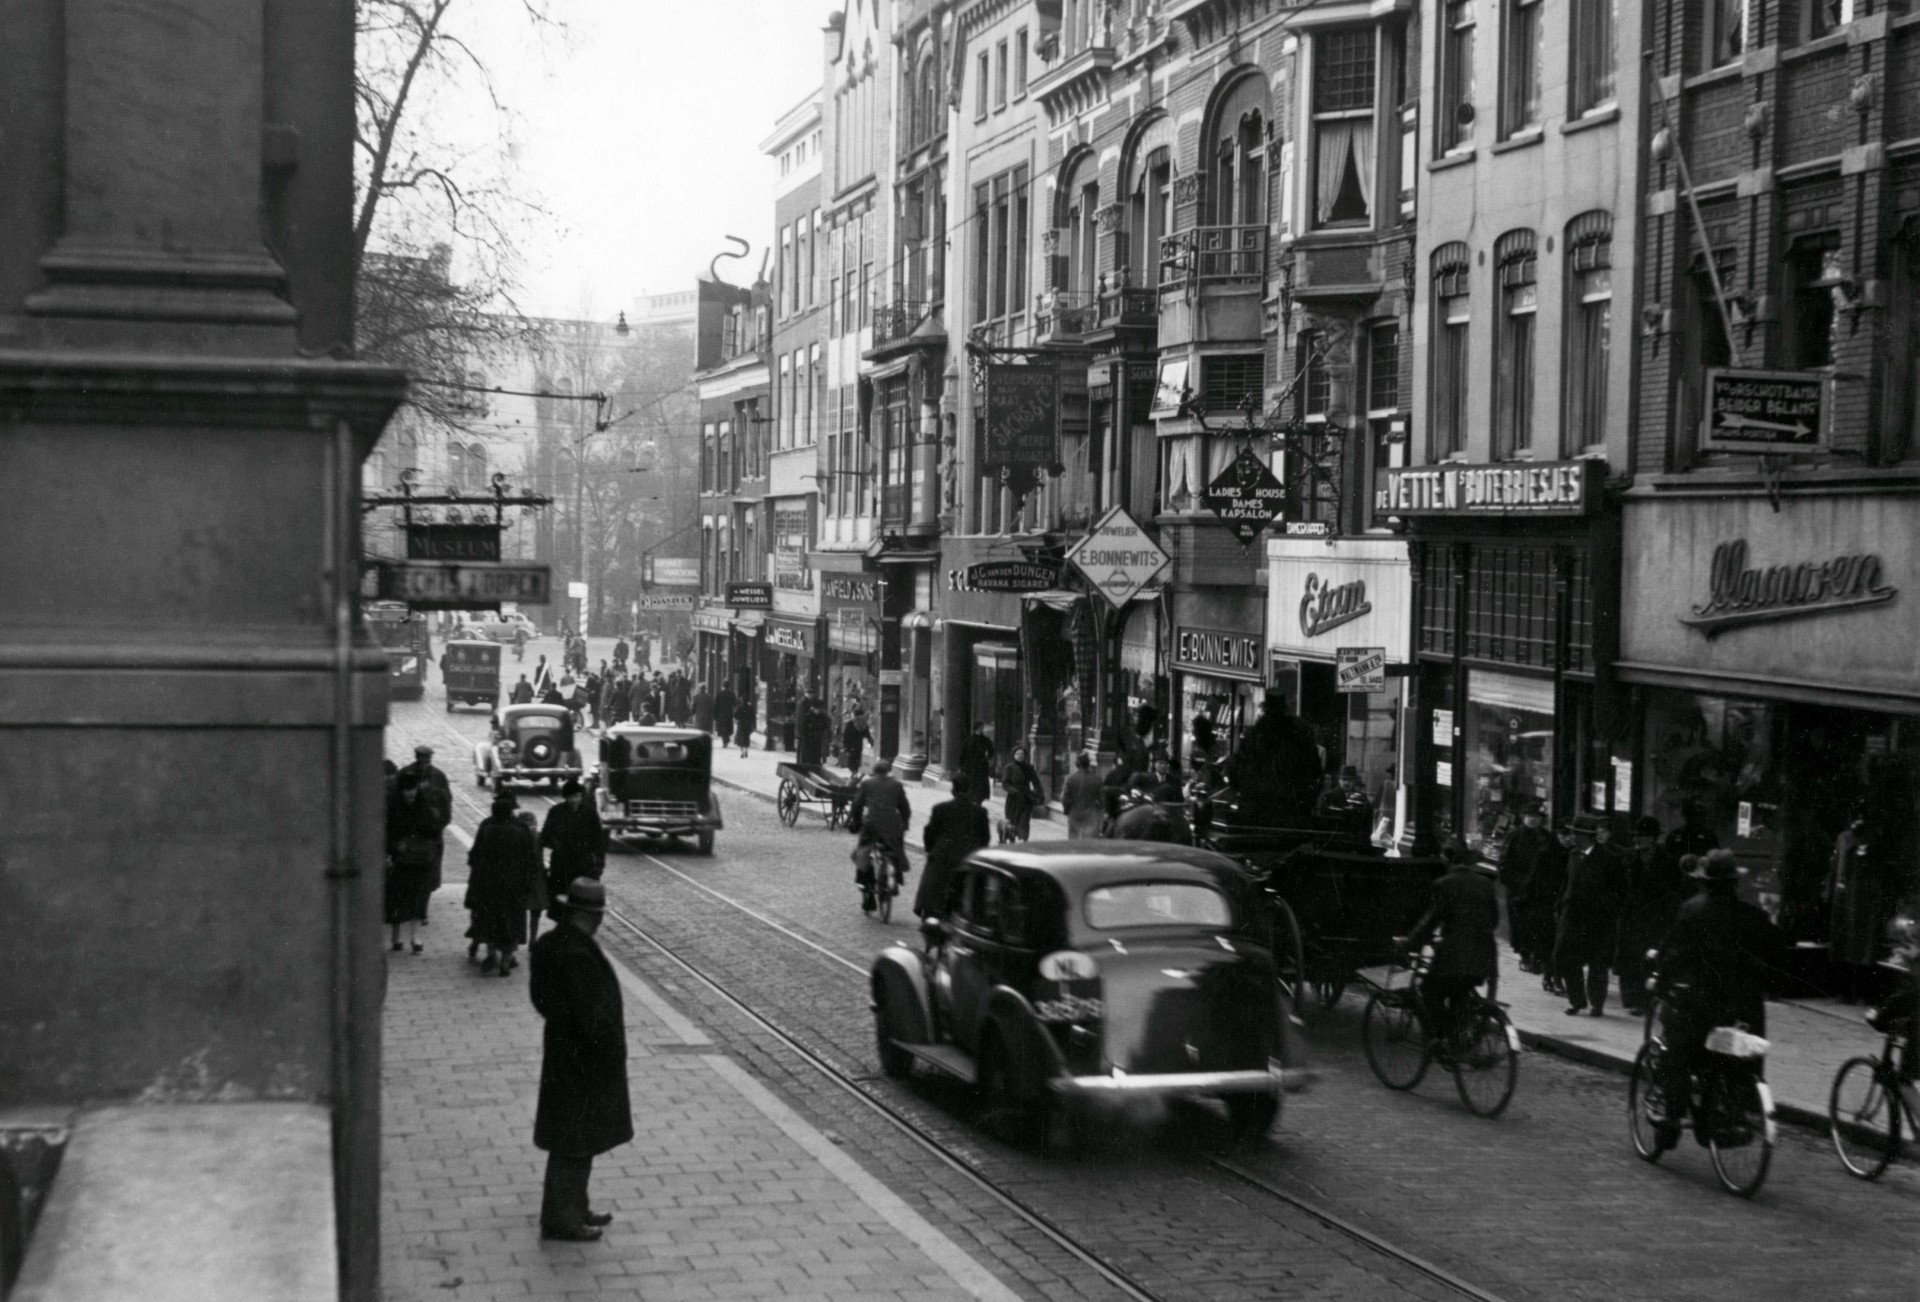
[1376,460,1596,516]
[1681,539,1895,637]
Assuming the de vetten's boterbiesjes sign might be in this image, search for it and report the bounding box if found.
[1066,507,1169,609]
[1376,460,1596,516]
[1202,446,1287,544]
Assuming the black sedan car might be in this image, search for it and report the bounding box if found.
[870,842,1286,1145]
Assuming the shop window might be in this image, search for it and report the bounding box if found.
[1492,231,1537,460]
[1312,32,1374,228]
[1463,669,1557,855]
[1499,0,1543,138]
[1437,0,1476,156]
[1570,0,1617,117]
[1416,543,1457,656]
[1783,235,1840,370]
[1708,0,1748,69]
[1562,213,1613,455]
[1465,546,1554,667]
[1429,243,1471,460]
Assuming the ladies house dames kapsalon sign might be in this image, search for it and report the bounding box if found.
[1680,539,1896,637]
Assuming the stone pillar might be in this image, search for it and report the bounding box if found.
[0,3,404,1299]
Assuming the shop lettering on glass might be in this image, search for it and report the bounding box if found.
[766,624,810,653]
[1298,573,1372,637]
[1201,446,1287,544]
[981,363,1060,496]
[1172,625,1264,681]
[1376,461,1592,516]
[1680,538,1896,636]
[820,575,878,605]
[1702,369,1826,454]
[949,560,1059,593]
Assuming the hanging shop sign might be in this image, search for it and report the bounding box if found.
[1702,369,1826,454]
[692,610,732,634]
[981,362,1060,496]
[406,522,501,562]
[1335,646,1387,693]
[1201,446,1287,544]
[726,581,774,610]
[1679,538,1895,637]
[650,557,700,587]
[634,593,695,610]
[1171,625,1264,682]
[954,560,1059,593]
[376,560,550,609]
[1066,506,1170,610]
[820,574,880,606]
[1376,459,1597,517]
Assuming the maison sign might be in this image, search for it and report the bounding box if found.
[1680,538,1895,637]
[1299,572,1373,638]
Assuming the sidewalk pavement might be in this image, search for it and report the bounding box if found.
[702,743,1877,1128]
[382,871,1022,1302]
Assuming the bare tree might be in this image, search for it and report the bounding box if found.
[353,0,559,427]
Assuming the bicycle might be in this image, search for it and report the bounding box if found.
[855,839,905,922]
[1828,1003,1916,1180]
[1361,950,1520,1118]
[1627,983,1776,1197]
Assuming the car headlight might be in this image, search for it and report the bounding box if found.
[1039,950,1099,981]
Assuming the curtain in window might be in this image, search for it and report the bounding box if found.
[1349,122,1375,213]
[1315,121,1355,225]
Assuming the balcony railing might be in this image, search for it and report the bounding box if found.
[1159,225,1267,287]
[1096,282,1158,329]
[872,298,935,348]
[1034,289,1098,342]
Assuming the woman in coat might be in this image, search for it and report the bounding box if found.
[1061,752,1105,840]
[1000,746,1044,843]
[385,772,442,954]
[712,683,736,743]
[916,779,990,919]
[691,682,713,733]
[466,795,541,974]
[733,684,756,756]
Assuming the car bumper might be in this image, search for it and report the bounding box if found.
[496,767,582,783]
[605,817,717,837]
[1053,1065,1283,1098]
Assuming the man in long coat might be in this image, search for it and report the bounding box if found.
[466,794,540,973]
[1498,803,1558,973]
[529,878,631,1241]
[849,758,912,912]
[957,721,997,802]
[1403,843,1501,1052]
[712,682,736,743]
[1555,815,1632,1015]
[916,778,990,919]
[795,694,829,766]
[404,744,453,898]
[691,682,713,733]
[1225,693,1323,828]
[1616,815,1684,1014]
[539,780,606,906]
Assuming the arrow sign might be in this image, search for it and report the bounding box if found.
[1703,368,1825,454]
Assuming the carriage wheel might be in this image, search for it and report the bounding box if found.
[777,779,802,827]
[1267,898,1306,1003]
[827,797,845,830]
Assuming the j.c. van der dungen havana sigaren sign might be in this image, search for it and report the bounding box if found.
[1680,539,1896,637]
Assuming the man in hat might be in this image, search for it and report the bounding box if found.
[1316,765,1375,841]
[1401,840,1501,1058]
[529,877,632,1241]
[1554,814,1631,1016]
[848,757,912,912]
[1649,850,1787,1150]
[404,744,453,908]
[1225,691,1323,829]
[539,780,605,928]
[1617,815,1685,1015]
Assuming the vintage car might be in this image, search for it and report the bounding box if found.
[594,724,722,855]
[870,843,1285,1146]
[440,638,502,712]
[472,704,584,792]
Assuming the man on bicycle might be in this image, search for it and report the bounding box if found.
[848,757,912,914]
[1650,850,1787,1149]
[1399,840,1500,1060]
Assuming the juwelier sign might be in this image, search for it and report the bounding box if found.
[1171,625,1265,682]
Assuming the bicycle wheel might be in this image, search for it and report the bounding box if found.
[1829,1056,1901,1181]
[1627,1041,1670,1163]
[1362,989,1430,1091]
[1452,1002,1518,1118]
[777,780,801,827]
[1707,1067,1773,1198]
[877,868,895,923]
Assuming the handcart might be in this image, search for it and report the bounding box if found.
[775,761,860,829]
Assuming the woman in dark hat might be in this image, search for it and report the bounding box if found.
[539,779,606,906]
[385,771,442,953]
[465,794,541,975]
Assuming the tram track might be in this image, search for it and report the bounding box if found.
[610,850,1514,1302]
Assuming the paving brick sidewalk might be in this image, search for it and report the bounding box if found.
[381,878,1023,1302]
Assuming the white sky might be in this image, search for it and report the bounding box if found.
[461,0,841,320]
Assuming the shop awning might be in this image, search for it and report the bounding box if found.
[1020,589,1083,612]
[1615,661,1920,718]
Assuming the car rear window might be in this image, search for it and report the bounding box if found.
[1083,882,1232,931]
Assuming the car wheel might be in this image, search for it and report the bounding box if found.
[873,988,915,1081]
[1226,1093,1279,1145]
[977,1030,1046,1149]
